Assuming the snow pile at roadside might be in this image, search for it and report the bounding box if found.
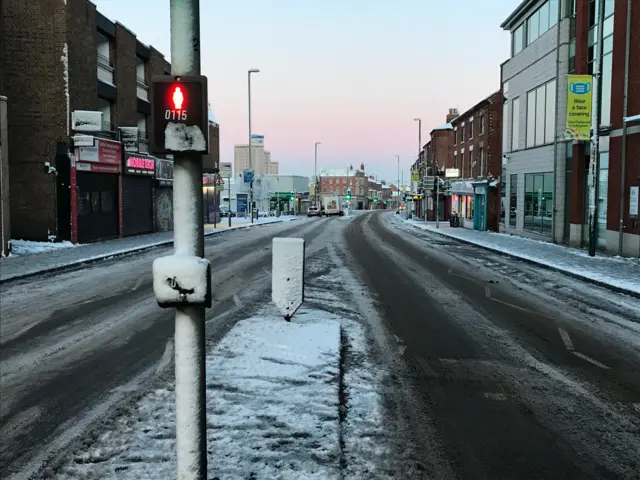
[51,315,343,479]
[395,216,640,295]
[9,240,77,256]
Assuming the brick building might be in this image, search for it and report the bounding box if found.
[0,0,219,244]
[319,166,368,209]
[448,91,503,231]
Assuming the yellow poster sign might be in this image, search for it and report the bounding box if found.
[565,75,593,141]
[411,170,419,182]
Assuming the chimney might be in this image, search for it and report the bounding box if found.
[446,108,459,123]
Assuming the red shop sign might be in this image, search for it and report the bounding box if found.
[77,138,122,165]
[124,153,156,176]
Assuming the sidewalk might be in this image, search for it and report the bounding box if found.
[0,217,295,284]
[51,314,344,479]
[397,217,640,297]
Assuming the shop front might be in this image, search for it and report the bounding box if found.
[472,182,488,231]
[155,158,174,232]
[121,153,155,237]
[73,137,122,243]
[449,180,475,229]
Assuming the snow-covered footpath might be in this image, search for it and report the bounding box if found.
[47,244,398,479]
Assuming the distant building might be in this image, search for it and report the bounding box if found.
[319,167,368,209]
[233,134,278,175]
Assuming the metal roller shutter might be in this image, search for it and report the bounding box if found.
[122,175,153,236]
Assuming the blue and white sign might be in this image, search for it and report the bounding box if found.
[250,134,264,146]
[243,168,254,183]
[237,194,248,213]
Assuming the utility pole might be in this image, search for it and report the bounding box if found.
[588,0,605,257]
[396,154,400,209]
[228,175,232,228]
[413,118,422,219]
[436,161,440,229]
[314,141,321,206]
[248,68,259,224]
[151,0,209,477]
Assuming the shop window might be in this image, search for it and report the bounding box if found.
[78,192,90,216]
[466,196,474,220]
[101,190,114,213]
[509,174,517,227]
[524,172,554,236]
[500,171,507,225]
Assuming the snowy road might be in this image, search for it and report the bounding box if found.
[0,217,327,478]
[2,210,640,479]
[343,212,640,479]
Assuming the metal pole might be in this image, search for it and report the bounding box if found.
[436,163,440,229]
[619,0,632,256]
[315,142,320,206]
[588,0,605,257]
[228,176,231,228]
[396,155,400,209]
[551,0,563,244]
[169,0,206,477]
[248,71,253,223]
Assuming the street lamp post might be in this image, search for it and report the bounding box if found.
[413,117,422,219]
[248,68,259,223]
[314,142,321,206]
[395,154,400,209]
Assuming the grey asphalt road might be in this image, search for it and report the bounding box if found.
[343,211,640,480]
[0,217,330,479]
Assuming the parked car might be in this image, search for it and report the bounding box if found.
[307,205,322,217]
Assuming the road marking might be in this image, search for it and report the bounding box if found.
[483,392,507,401]
[633,403,640,414]
[262,267,271,276]
[205,307,235,325]
[131,276,144,291]
[572,351,610,370]
[489,297,536,314]
[485,285,492,298]
[558,327,575,351]
[416,356,438,378]
[155,339,174,376]
[233,294,242,307]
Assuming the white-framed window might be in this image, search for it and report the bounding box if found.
[511,97,520,151]
[526,80,556,147]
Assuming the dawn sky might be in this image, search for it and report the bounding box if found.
[93,0,513,184]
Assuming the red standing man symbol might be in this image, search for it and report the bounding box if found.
[172,86,184,110]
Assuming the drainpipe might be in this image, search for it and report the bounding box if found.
[618,0,632,257]
[551,0,563,243]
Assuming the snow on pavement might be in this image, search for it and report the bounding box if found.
[49,313,344,479]
[392,215,640,295]
[9,239,77,256]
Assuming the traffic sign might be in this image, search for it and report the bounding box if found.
[243,169,254,183]
[150,75,209,154]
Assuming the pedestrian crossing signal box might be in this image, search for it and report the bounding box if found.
[150,75,209,155]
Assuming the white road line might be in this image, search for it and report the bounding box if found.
[485,285,492,298]
[131,276,144,291]
[483,392,507,401]
[155,339,174,376]
[233,294,242,307]
[558,327,575,351]
[489,297,536,314]
[416,356,438,378]
[263,267,271,276]
[572,351,611,370]
[205,307,236,325]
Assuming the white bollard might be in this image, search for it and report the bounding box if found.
[271,237,305,321]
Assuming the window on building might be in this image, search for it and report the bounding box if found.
[478,147,485,177]
[524,172,554,236]
[500,170,507,225]
[528,11,540,44]
[480,114,486,135]
[526,80,556,147]
[469,120,474,139]
[512,23,524,56]
[587,1,614,126]
[454,128,457,145]
[512,97,520,151]
[509,174,517,227]
[503,101,510,153]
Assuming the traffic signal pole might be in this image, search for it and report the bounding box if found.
[169,0,206,477]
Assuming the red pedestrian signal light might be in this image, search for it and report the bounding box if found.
[150,75,209,154]
[172,85,184,110]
